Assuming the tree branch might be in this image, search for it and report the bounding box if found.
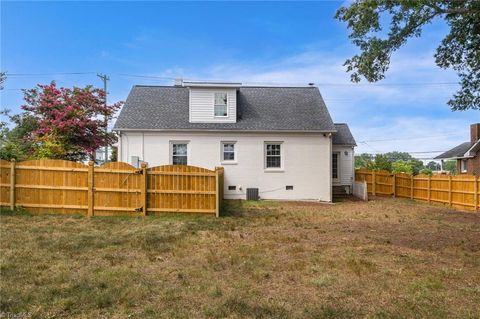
[426,3,478,15]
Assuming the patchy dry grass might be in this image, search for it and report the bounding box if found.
[1,198,479,318]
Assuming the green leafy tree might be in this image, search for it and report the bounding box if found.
[0,72,5,90]
[426,161,441,170]
[355,153,373,168]
[392,160,413,174]
[0,72,7,137]
[371,154,392,171]
[110,146,118,162]
[383,151,412,162]
[384,151,424,174]
[442,160,457,174]
[336,1,480,110]
[0,111,38,161]
[419,168,433,176]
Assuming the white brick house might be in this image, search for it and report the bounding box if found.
[113,80,356,202]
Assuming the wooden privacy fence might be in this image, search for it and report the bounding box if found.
[0,159,224,217]
[355,168,479,212]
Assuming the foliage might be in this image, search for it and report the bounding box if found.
[370,154,392,171]
[426,161,441,171]
[356,152,425,174]
[0,111,38,161]
[0,71,5,90]
[354,153,373,168]
[383,152,424,174]
[0,73,7,140]
[335,1,480,110]
[110,146,118,162]
[419,168,433,176]
[442,160,457,174]
[21,82,123,161]
[392,160,413,174]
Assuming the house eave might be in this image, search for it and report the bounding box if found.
[113,128,337,134]
[463,140,480,157]
[436,156,475,160]
[332,143,357,147]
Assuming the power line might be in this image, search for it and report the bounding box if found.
[402,150,445,154]
[2,72,459,87]
[356,153,442,161]
[358,132,465,143]
[114,73,175,80]
[7,72,96,77]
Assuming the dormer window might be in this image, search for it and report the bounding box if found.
[214,92,228,117]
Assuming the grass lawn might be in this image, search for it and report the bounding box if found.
[1,198,479,319]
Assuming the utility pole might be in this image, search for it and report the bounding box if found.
[97,73,110,164]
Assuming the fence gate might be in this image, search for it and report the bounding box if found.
[0,159,224,216]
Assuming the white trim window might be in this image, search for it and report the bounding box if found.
[214,92,228,117]
[221,142,236,162]
[265,142,282,169]
[171,142,188,165]
[461,159,467,173]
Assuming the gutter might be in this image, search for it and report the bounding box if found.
[435,156,475,160]
[112,128,337,133]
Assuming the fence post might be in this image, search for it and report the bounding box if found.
[372,171,376,196]
[427,175,431,204]
[392,174,396,197]
[87,161,94,217]
[474,176,478,212]
[448,175,452,207]
[10,159,16,210]
[215,168,220,218]
[140,162,147,217]
[410,174,414,199]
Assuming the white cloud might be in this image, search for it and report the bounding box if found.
[177,48,473,158]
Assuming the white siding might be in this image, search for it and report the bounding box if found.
[189,88,237,123]
[120,131,332,201]
[332,145,354,187]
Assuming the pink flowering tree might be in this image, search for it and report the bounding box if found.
[22,82,123,161]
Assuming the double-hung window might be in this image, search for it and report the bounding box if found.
[171,142,188,165]
[214,92,228,117]
[222,142,236,162]
[265,143,282,169]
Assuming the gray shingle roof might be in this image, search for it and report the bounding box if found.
[113,86,336,131]
[434,142,472,159]
[332,123,356,146]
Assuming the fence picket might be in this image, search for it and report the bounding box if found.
[88,161,94,217]
[10,159,16,210]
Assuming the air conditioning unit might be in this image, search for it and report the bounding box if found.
[246,188,259,201]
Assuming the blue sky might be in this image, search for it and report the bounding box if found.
[1,1,477,159]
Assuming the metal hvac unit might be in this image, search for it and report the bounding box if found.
[246,188,259,201]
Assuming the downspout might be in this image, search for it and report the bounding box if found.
[352,146,355,192]
[329,133,332,202]
[142,132,145,162]
[124,133,129,164]
[118,131,122,162]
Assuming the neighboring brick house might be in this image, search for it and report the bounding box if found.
[435,123,480,175]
